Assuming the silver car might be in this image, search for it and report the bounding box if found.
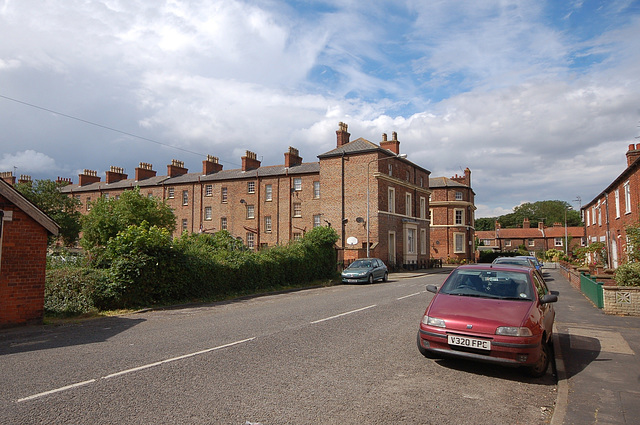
[341,258,389,284]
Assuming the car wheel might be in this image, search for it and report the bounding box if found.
[527,339,551,378]
[417,332,438,359]
[383,272,388,282]
[368,274,374,284]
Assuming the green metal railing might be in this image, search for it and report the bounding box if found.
[580,273,604,308]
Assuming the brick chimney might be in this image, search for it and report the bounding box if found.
[452,168,471,187]
[17,175,32,185]
[538,221,545,230]
[626,143,640,166]
[167,159,188,178]
[135,162,157,181]
[78,169,100,186]
[336,122,350,147]
[284,147,303,167]
[105,166,127,184]
[523,218,530,228]
[203,155,223,175]
[56,177,73,186]
[0,172,15,185]
[380,131,400,154]
[242,150,261,171]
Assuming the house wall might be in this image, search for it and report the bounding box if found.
[0,194,49,327]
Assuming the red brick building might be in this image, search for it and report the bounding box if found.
[0,178,59,327]
[582,143,640,268]
[59,123,434,268]
[429,168,476,263]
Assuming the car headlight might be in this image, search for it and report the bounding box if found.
[422,315,446,328]
[495,327,532,337]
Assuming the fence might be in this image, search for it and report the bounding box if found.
[580,273,604,308]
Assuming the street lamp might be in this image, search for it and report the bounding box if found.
[366,153,407,257]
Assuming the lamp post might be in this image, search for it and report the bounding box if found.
[366,153,407,257]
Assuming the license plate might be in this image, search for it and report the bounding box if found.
[448,335,491,350]
[347,279,359,283]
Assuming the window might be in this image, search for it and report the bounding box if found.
[482,239,492,246]
[420,228,427,255]
[248,181,255,194]
[293,232,302,241]
[182,190,189,206]
[388,163,393,176]
[86,197,91,210]
[591,206,596,225]
[406,170,410,181]
[168,187,175,199]
[221,187,228,203]
[205,184,213,196]
[455,191,463,201]
[103,193,109,200]
[265,216,272,232]
[247,205,255,219]
[586,210,591,227]
[429,208,433,225]
[454,233,465,253]
[265,184,272,201]
[220,217,227,230]
[505,239,511,247]
[597,204,602,226]
[420,197,426,219]
[624,181,631,213]
[247,232,255,249]
[555,238,563,247]
[528,239,535,247]
[182,219,188,232]
[455,209,464,225]
[293,178,302,191]
[293,202,302,217]
[313,181,320,199]
[314,214,322,228]
[406,193,412,216]
[388,188,395,213]
[407,228,416,254]
[420,176,424,187]
[615,189,620,218]
[205,206,212,220]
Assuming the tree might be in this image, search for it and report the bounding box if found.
[475,217,496,231]
[15,179,82,246]
[498,200,582,228]
[81,187,176,252]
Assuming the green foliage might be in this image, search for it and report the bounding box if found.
[475,217,496,231]
[614,262,640,287]
[545,248,567,262]
[81,187,175,253]
[45,268,109,315]
[498,200,582,228]
[15,179,82,246]
[625,224,640,263]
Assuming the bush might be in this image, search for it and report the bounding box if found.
[45,268,110,315]
[614,262,640,287]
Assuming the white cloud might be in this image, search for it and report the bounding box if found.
[0,150,59,176]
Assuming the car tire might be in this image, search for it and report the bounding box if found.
[526,339,551,378]
[417,332,438,359]
[383,272,388,282]
[368,274,374,284]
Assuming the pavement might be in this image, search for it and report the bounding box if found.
[543,265,640,425]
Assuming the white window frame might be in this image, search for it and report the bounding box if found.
[247,232,255,249]
[182,190,188,206]
[505,239,511,247]
[313,214,322,228]
[220,217,227,230]
[388,187,395,213]
[221,187,228,203]
[405,193,412,216]
[247,205,255,219]
[204,206,212,221]
[454,208,464,225]
[420,197,426,219]
[528,239,535,247]
[406,228,416,254]
[624,181,631,214]
[615,189,620,218]
[313,181,320,199]
[248,181,255,194]
[293,202,302,217]
[168,187,174,199]
[205,184,213,197]
[455,191,463,201]
[265,216,272,232]
[454,232,465,253]
[182,219,188,232]
[555,238,563,247]
[586,209,590,227]
[265,184,272,202]
[293,178,302,191]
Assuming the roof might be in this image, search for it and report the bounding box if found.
[0,178,59,235]
[429,176,467,188]
[475,226,585,239]
[583,153,640,209]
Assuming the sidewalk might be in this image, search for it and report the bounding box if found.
[546,266,640,424]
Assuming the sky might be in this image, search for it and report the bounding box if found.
[1,0,639,218]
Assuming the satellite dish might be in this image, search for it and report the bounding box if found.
[346,236,358,246]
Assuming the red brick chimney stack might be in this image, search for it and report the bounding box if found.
[203,155,223,175]
[336,122,350,147]
[167,159,188,178]
[56,177,73,185]
[105,166,127,184]
[0,172,15,185]
[242,151,261,171]
[626,143,640,166]
[18,175,32,185]
[135,162,157,181]
[78,169,100,186]
[380,131,400,154]
[523,218,530,228]
[284,147,303,167]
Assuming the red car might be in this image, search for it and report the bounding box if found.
[417,264,557,377]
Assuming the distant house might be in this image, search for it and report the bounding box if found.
[582,143,640,268]
[476,218,584,256]
[0,178,59,327]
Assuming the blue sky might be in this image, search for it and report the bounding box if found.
[1,0,639,217]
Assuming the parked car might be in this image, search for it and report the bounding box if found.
[516,255,544,272]
[341,258,388,284]
[417,264,557,377]
[492,256,536,269]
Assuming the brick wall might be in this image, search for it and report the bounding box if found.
[0,196,49,327]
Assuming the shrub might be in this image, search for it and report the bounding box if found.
[614,262,640,287]
[45,268,109,315]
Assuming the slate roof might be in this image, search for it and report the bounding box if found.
[0,178,59,235]
[429,176,468,188]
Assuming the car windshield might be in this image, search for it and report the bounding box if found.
[439,269,533,301]
[349,260,372,269]
[493,258,532,267]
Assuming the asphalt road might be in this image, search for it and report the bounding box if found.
[0,273,557,424]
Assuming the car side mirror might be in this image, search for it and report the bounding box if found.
[426,285,438,294]
[541,294,558,304]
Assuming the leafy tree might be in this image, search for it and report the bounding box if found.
[15,179,82,246]
[81,187,176,252]
[475,217,496,231]
[498,200,582,228]
[625,224,640,263]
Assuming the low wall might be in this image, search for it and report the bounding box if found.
[603,286,640,316]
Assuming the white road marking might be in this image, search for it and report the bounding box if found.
[16,337,255,403]
[310,305,377,324]
[397,292,423,300]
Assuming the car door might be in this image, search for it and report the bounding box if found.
[533,272,555,333]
